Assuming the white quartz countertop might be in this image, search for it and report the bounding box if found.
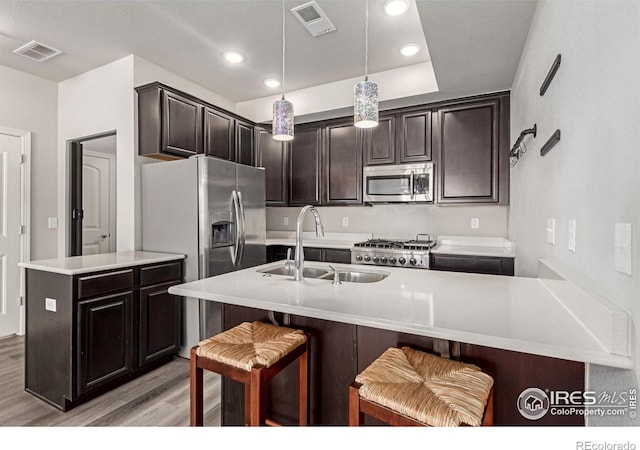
[19,251,185,275]
[431,236,516,258]
[168,259,631,369]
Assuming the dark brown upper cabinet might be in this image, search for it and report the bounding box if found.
[136,82,255,164]
[324,120,363,205]
[289,125,322,206]
[434,95,509,204]
[236,120,255,166]
[398,109,432,163]
[364,115,396,166]
[204,107,234,160]
[256,126,288,206]
[136,85,204,159]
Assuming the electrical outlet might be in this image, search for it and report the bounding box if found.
[546,218,556,245]
[342,217,349,227]
[568,219,576,253]
[283,216,288,226]
[48,217,58,229]
[45,297,57,312]
[614,223,632,275]
[471,218,479,229]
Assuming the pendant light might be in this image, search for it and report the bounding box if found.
[273,0,294,141]
[354,0,378,129]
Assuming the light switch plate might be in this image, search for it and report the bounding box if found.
[614,223,632,275]
[546,218,556,245]
[283,216,288,226]
[45,297,57,312]
[342,217,349,227]
[568,219,576,253]
[48,217,58,229]
[471,218,479,229]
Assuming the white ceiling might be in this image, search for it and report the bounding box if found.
[0,0,537,107]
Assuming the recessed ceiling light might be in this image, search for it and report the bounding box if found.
[264,78,281,88]
[384,0,410,16]
[223,51,245,64]
[400,43,421,56]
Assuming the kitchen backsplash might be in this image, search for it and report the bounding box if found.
[267,205,508,240]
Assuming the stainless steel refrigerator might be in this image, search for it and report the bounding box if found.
[141,155,266,358]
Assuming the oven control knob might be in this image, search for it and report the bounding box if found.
[356,255,363,262]
[389,257,396,264]
[409,257,417,265]
[372,256,379,263]
[364,255,371,262]
[381,257,388,263]
[398,257,406,265]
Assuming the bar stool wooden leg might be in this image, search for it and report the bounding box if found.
[349,383,363,426]
[244,384,252,426]
[482,387,494,426]
[298,340,309,426]
[249,367,267,426]
[190,347,203,426]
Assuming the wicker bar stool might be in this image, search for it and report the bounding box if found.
[349,346,494,427]
[190,321,310,426]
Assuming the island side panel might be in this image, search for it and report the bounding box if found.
[25,269,74,410]
[460,343,585,426]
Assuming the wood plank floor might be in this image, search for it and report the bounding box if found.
[0,335,221,426]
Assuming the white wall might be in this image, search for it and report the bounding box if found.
[0,64,58,260]
[58,55,136,255]
[268,205,508,240]
[509,0,640,425]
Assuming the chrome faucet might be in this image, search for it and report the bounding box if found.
[294,205,324,281]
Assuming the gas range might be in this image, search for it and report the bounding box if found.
[350,235,436,269]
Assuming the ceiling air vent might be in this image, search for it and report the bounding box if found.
[13,40,62,62]
[291,1,336,37]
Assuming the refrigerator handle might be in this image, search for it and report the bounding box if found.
[231,190,241,266]
[237,191,246,264]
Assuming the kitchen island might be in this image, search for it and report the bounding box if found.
[169,258,630,426]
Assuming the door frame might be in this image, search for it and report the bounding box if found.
[67,131,116,256]
[0,126,31,336]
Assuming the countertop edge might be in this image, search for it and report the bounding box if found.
[19,252,186,275]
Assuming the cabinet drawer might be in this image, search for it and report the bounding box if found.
[140,261,183,287]
[77,270,134,300]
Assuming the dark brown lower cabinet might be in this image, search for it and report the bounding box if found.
[220,305,585,426]
[77,292,133,395]
[430,253,514,276]
[266,245,351,264]
[24,260,184,411]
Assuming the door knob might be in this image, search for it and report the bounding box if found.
[101,234,110,239]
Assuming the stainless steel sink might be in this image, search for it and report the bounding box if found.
[258,266,329,278]
[319,269,389,283]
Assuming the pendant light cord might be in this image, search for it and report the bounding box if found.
[364,0,369,81]
[281,0,286,99]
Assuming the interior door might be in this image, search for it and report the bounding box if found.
[82,151,114,255]
[0,133,23,337]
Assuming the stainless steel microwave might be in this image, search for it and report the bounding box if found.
[363,163,434,203]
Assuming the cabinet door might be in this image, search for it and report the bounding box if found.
[289,126,322,206]
[235,120,255,166]
[204,107,234,161]
[77,292,132,395]
[162,89,203,157]
[322,249,351,264]
[399,109,432,163]
[430,254,514,276]
[138,282,182,367]
[256,127,288,206]
[324,121,363,205]
[303,247,323,262]
[364,115,395,166]
[435,99,504,204]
